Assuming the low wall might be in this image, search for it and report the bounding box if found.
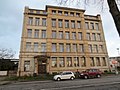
[0,71,7,76]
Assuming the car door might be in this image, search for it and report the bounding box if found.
[61,72,67,79]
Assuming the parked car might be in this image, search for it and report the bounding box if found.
[53,71,75,81]
[79,69,102,79]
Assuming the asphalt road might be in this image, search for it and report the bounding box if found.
[0,75,120,90]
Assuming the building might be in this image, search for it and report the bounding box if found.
[18,5,109,76]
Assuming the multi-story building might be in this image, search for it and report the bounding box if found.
[18,5,109,76]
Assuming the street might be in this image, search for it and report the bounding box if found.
[0,75,120,90]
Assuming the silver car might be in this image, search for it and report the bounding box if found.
[53,71,75,81]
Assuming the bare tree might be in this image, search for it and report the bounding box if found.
[0,48,16,59]
[56,0,120,36]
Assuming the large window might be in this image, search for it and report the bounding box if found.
[90,57,95,66]
[34,42,39,52]
[59,31,63,39]
[41,30,46,38]
[41,43,46,52]
[72,32,76,40]
[96,57,101,66]
[94,45,98,53]
[42,18,47,26]
[81,57,86,67]
[52,43,57,52]
[88,44,92,53]
[97,33,101,41]
[34,29,39,38]
[52,31,56,38]
[85,22,89,29]
[73,44,77,52]
[65,20,69,28]
[27,29,32,38]
[58,19,63,28]
[90,22,94,29]
[78,32,82,40]
[66,44,71,52]
[26,42,31,51]
[74,57,79,67]
[102,57,107,66]
[92,33,96,41]
[24,61,30,71]
[77,21,81,28]
[51,57,57,67]
[67,57,72,67]
[35,18,40,26]
[79,44,84,52]
[59,57,65,67]
[71,21,75,28]
[28,17,33,25]
[52,19,56,27]
[86,33,91,40]
[59,43,64,52]
[95,23,99,30]
[65,32,70,39]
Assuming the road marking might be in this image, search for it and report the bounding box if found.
[40,81,120,90]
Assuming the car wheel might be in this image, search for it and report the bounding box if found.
[97,74,101,78]
[57,77,61,81]
[84,75,88,79]
[70,76,74,80]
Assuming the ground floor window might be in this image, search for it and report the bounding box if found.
[90,57,95,66]
[24,61,30,71]
[67,57,72,67]
[102,57,107,66]
[51,57,57,67]
[74,57,79,67]
[96,57,101,66]
[59,57,65,67]
[81,57,86,67]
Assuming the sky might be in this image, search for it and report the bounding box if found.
[0,0,120,59]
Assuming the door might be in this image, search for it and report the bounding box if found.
[38,64,46,74]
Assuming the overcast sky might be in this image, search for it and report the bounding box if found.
[0,0,120,59]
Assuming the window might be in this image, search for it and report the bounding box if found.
[90,22,94,29]
[90,57,95,66]
[34,42,39,52]
[59,31,63,39]
[81,57,86,67]
[102,57,107,66]
[78,32,82,40]
[26,42,31,51]
[70,12,74,16]
[36,11,40,14]
[59,57,65,67]
[74,57,79,67]
[28,17,33,25]
[71,21,75,28]
[24,61,30,71]
[76,13,80,17]
[52,10,56,14]
[67,57,72,67]
[88,44,92,53]
[92,33,96,41]
[95,23,99,30]
[41,43,46,52]
[66,44,71,52]
[94,45,98,53]
[27,29,32,38]
[64,12,68,16]
[59,43,64,52]
[58,11,62,15]
[35,18,40,26]
[85,22,89,29]
[99,45,104,52]
[52,57,57,67]
[34,29,39,38]
[72,32,76,39]
[65,20,69,28]
[65,32,70,39]
[77,21,81,28]
[96,57,101,66]
[79,44,84,52]
[42,18,47,26]
[52,43,57,52]
[73,44,77,52]
[52,19,56,27]
[97,33,101,41]
[52,31,56,38]
[41,30,46,38]
[86,33,91,40]
[58,19,63,28]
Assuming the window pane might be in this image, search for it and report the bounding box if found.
[78,32,82,40]
[34,42,39,52]
[66,44,71,52]
[58,19,63,28]
[71,21,75,28]
[41,30,46,38]
[52,31,56,38]
[77,21,81,28]
[28,17,33,25]
[59,43,64,52]
[72,32,76,39]
[42,18,47,26]
[96,57,101,66]
[88,44,92,53]
[27,29,32,38]
[92,33,96,41]
[85,22,89,29]
[102,57,107,66]
[35,18,40,26]
[24,61,30,71]
[74,57,79,67]
[86,33,91,40]
[81,57,86,67]
[90,57,95,66]
[52,43,57,52]
[67,57,72,67]
[65,32,70,39]
[59,31,63,39]
[41,43,46,52]
[95,23,99,30]
[59,57,65,67]
[73,44,77,52]
[52,19,56,27]
[90,22,94,29]
[65,20,69,28]
[79,44,84,52]
[26,42,31,51]
[34,29,39,38]
[52,57,57,67]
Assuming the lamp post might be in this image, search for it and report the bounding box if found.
[117,48,119,56]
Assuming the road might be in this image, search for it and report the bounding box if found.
[0,75,120,90]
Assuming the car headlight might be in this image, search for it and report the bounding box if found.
[81,73,84,75]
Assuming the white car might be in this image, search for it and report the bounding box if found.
[53,71,75,81]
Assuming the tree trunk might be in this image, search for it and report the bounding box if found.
[107,0,120,36]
